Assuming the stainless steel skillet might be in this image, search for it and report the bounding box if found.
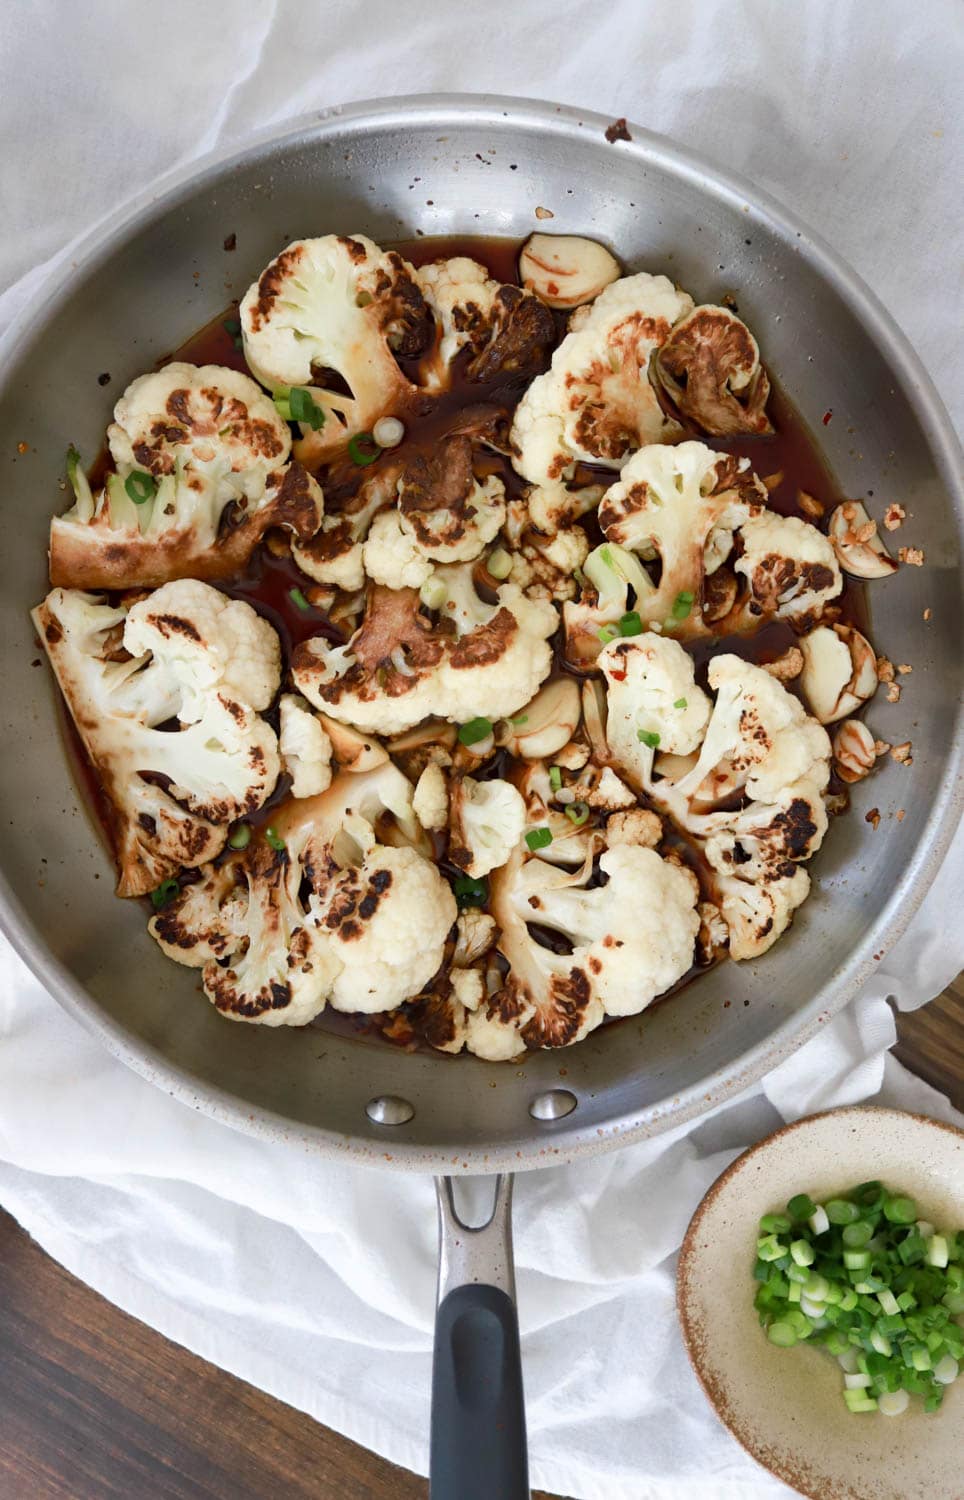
[0,96,960,1496]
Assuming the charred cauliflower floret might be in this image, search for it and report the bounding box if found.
[149,763,455,1024]
[510,272,695,530]
[240,234,432,466]
[600,636,831,959]
[294,458,402,592]
[653,305,772,435]
[465,837,699,1060]
[34,582,282,897]
[417,256,555,390]
[563,441,841,658]
[51,364,322,589]
[278,693,333,798]
[290,564,557,735]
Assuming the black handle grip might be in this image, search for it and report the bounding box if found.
[430,1282,529,1500]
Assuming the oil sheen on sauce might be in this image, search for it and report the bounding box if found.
[53,235,868,1048]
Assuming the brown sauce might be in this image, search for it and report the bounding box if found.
[50,234,869,1049]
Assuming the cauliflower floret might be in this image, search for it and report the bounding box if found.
[453,909,498,966]
[34,585,282,897]
[240,234,432,467]
[735,513,842,626]
[124,579,281,719]
[605,808,663,848]
[51,364,323,589]
[417,257,554,390]
[510,273,694,529]
[150,763,452,1024]
[363,509,434,589]
[601,638,831,960]
[468,839,699,1058]
[599,634,713,787]
[396,437,506,564]
[279,694,333,798]
[450,776,527,877]
[584,767,636,810]
[653,305,773,436]
[291,565,557,735]
[293,457,402,591]
[504,496,590,603]
[413,762,449,831]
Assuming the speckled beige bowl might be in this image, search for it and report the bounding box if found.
[678,1107,964,1500]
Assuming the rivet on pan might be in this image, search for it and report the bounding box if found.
[529,1088,578,1122]
[365,1094,415,1126]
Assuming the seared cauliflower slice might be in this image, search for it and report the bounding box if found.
[465,836,699,1060]
[417,256,555,389]
[149,763,455,1025]
[240,234,432,466]
[294,458,402,592]
[290,564,557,735]
[600,636,831,959]
[653,305,773,435]
[33,582,282,897]
[510,272,694,530]
[565,441,840,657]
[51,363,323,589]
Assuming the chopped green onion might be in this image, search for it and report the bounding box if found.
[264,827,286,852]
[347,432,382,466]
[926,1234,949,1267]
[458,717,493,747]
[598,623,620,644]
[671,589,695,619]
[453,874,488,909]
[883,1195,917,1225]
[150,878,179,909]
[673,697,688,710]
[525,827,553,852]
[842,1219,875,1248]
[510,714,529,726]
[549,766,563,792]
[124,470,157,504]
[790,1239,815,1268]
[787,1193,817,1221]
[826,1198,861,1225]
[618,611,643,637]
[289,586,311,612]
[809,1204,830,1236]
[852,1181,885,1210]
[288,386,326,430]
[222,317,241,336]
[227,823,251,850]
[637,729,660,748]
[487,547,513,581]
[759,1213,792,1235]
[419,575,449,611]
[767,1321,799,1348]
[564,802,590,826]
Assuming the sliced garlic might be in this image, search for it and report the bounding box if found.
[832,719,876,783]
[829,500,898,579]
[497,676,581,760]
[519,234,621,310]
[798,623,878,724]
[317,714,389,772]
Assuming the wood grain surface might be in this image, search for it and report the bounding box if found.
[0,997,959,1500]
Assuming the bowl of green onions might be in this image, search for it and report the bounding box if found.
[677,1107,963,1499]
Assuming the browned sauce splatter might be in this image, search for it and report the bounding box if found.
[51,234,869,1050]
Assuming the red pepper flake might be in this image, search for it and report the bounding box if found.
[16,441,28,454]
[865,807,881,829]
[605,117,632,143]
[822,409,833,426]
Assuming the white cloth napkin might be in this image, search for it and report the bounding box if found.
[1,4,962,1496]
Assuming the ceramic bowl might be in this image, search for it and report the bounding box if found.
[677,1106,964,1500]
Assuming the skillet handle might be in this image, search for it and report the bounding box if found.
[430,1174,529,1500]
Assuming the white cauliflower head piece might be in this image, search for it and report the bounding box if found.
[34,583,282,897]
[51,363,323,589]
[149,763,455,1024]
[240,234,432,465]
[510,272,695,529]
[290,565,557,735]
[653,304,773,436]
[417,256,555,390]
[279,693,333,798]
[449,775,527,878]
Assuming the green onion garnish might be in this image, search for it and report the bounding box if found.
[347,432,382,466]
[618,611,643,637]
[458,717,493,746]
[289,386,326,430]
[673,697,688,710]
[598,624,620,644]
[222,317,241,336]
[125,470,157,505]
[671,589,695,620]
[150,878,180,909]
[549,766,562,791]
[525,827,553,851]
[754,1183,964,1416]
[453,874,488,909]
[289,586,311,612]
[264,827,286,852]
[227,823,251,850]
[637,729,660,748]
[510,715,529,725]
[564,802,590,826]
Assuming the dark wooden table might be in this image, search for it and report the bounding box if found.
[1,988,960,1500]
